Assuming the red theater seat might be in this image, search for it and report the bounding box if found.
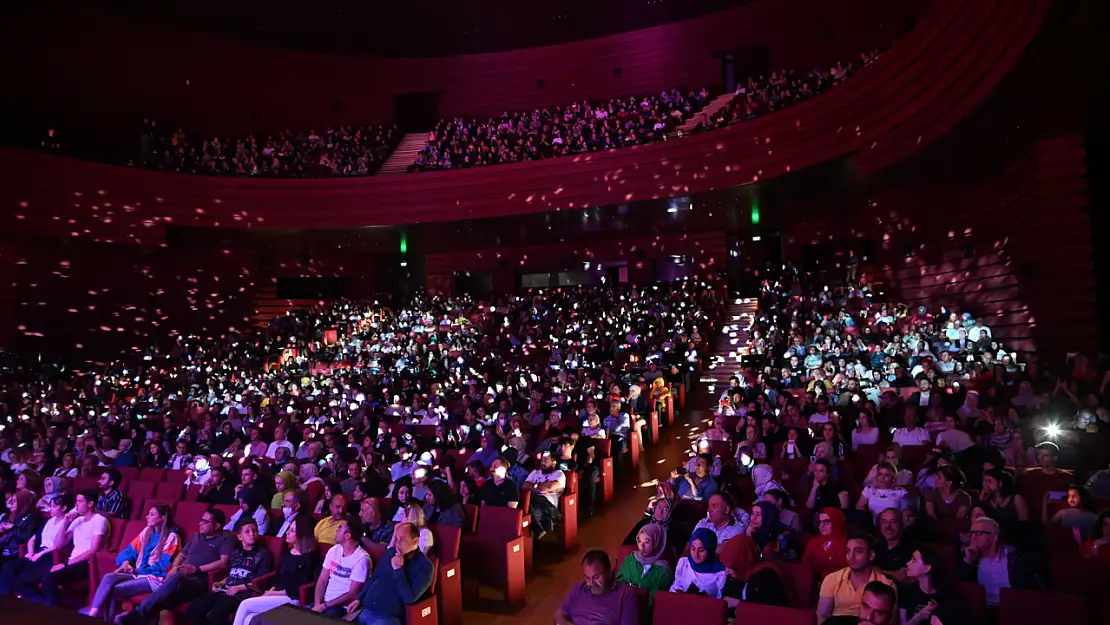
[999,588,1092,625]
[653,590,728,625]
[429,524,463,625]
[459,505,525,606]
[153,481,185,501]
[137,468,167,483]
[125,482,156,519]
[732,603,816,625]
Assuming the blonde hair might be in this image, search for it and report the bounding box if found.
[403,502,426,528]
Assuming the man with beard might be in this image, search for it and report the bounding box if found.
[555,550,638,625]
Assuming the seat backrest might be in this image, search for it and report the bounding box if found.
[564,472,579,496]
[166,470,189,485]
[126,481,156,503]
[653,588,728,625]
[118,467,141,482]
[154,481,185,501]
[477,505,523,543]
[429,524,462,562]
[671,499,708,526]
[953,581,986,622]
[1000,587,1090,625]
[75,476,101,493]
[213,504,240,529]
[732,603,816,625]
[138,468,167,483]
[1050,556,1110,595]
[775,562,817,609]
[119,520,146,550]
[261,535,285,565]
[106,517,129,550]
[593,438,612,458]
[461,504,479,535]
[185,484,201,501]
[615,544,636,570]
[175,501,209,538]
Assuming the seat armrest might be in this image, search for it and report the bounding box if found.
[251,572,277,591]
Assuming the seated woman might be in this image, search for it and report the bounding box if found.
[389,502,434,556]
[1043,485,1099,542]
[422,480,465,528]
[924,466,972,520]
[863,444,914,488]
[801,507,848,579]
[752,464,787,501]
[225,487,270,535]
[735,425,768,462]
[669,528,727,599]
[857,462,909,522]
[616,523,673,602]
[746,501,791,560]
[0,492,44,570]
[901,547,967,625]
[82,503,181,619]
[718,535,761,611]
[622,483,677,547]
[0,492,70,595]
[271,470,299,510]
[971,468,1029,536]
[806,458,850,512]
[232,517,320,625]
[35,477,67,514]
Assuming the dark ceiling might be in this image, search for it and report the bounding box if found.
[58,0,754,57]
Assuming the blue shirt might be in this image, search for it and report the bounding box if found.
[674,475,718,501]
[356,547,434,621]
[603,412,631,440]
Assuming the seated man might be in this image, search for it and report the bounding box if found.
[313,515,369,617]
[95,468,130,520]
[481,457,520,508]
[198,466,236,505]
[817,535,895,623]
[523,450,566,540]
[671,453,718,501]
[17,490,108,605]
[822,581,899,625]
[184,518,273,625]
[874,508,916,583]
[315,493,348,545]
[273,490,307,538]
[555,550,639,625]
[118,508,234,625]
[347,522,435,625]
[956,516,1043,607]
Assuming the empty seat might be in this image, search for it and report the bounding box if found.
[137,468,167,483]
[153,481,185,501]
[125,482,156,519]
[459,505,525,606]
[999,587,1092,625]
[732,603,816,625]
[429,524,463,625]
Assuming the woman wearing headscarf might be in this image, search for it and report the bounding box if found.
[225,487,270,535]
[616,523,673,602]
[746,501,789,560]
[718,535,761,610]
[669,527,726,598]
[36,476,67,514]
[270,470,299,510]
[801,507,848,578]
[623,482,677,546]
[297,463,326,511]
[752,465,788,501]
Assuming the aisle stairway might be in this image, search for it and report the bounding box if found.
[378,133,429,174]
[672,92,740,136]
[701,298,758,398]
[251,283,321,328]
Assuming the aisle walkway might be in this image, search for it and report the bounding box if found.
[702,298,758,398]
[462,385,719,623]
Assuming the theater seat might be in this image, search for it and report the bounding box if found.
[732,603,816,625]
[459,505,525,606]
[559,472,579,551]
[429,524,463,625]
[137,468,167,483]
[954,581,986,622]
[653,590,728,625]
[125,482,156,520]
[153,481,184,501]
[999,587,1092,625]
[775,562,817,609]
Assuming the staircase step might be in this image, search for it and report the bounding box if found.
[378,133,430,175]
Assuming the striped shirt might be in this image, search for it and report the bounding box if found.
[96,488,130,520]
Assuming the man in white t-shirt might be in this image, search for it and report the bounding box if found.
[891,409,933,448]
[24,491,109,605]
[523,451,566,540]
[265,426,296,460]
[936,415,975,453]
[314,516,370,618]
[808,396,834,427]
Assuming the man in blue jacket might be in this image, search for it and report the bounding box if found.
[346,522,434,625]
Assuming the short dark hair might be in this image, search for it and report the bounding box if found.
[847,533,876,553]
[103,468,122,489]
[207,506,227,527]
[234,517,259,532]
[53,493,76,510]
[343,514,364,540]
[79,490,99,504]
[764,489,788,506]
[862,580,897,607]
[1035,441,1060,456]
[581,549,611,570]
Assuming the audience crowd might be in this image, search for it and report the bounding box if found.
[134,121,401,178]
[698,49,881,132]
[409,88,711,172]
[0,281,719,625]
[599,268,1110,625]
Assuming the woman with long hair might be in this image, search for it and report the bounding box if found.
[806,458,849,511]
[901,547,966,625]
[83,503,181,619]
[231,516,319,625]
[858,462,909,521]
[924,466,971,520]
[422,479,464,528]
[1043,485,1098,541]
[0,491,44,573]
[972,468,1029,525]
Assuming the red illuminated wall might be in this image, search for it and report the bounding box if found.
[425,232,726,295]
[0,0,924,134]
